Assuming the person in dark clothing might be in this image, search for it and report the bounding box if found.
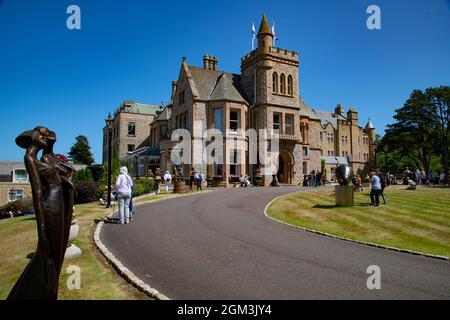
[379,171,387,205]
[189,167,195,191]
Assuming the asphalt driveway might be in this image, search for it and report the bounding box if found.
[100,187,450,299]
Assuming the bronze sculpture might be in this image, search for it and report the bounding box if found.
[335,164,354,186]
[8,127,75,300]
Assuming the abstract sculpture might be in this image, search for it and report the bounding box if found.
[335,164,355,207]
[335,164,354,186]
[8,127,75,300]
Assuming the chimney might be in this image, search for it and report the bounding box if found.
[335,104,344,116]
[203,54,218,71]
[171,80,177,101]
[347,107,358,123]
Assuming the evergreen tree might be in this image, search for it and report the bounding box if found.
[69,135,95,165]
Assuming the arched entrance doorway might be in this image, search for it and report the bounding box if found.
[277,150,294,184]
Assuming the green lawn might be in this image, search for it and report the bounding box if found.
[0,190,204,300]
[267,186,450,257]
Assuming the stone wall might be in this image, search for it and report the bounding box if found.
[0,183,32,207]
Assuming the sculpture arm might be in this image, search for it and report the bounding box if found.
[24,149,49,255]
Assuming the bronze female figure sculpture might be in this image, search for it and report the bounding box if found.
[8,127,75,300]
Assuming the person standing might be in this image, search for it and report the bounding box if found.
[379,171,387,205]
[189,167,195,191]
[115,166,134,224]
[195,171,202,191]
[440,171,446,185]
[415,169,421,186]
[369,172,381,206]
[154,167,161,194]
[163,170,172,194]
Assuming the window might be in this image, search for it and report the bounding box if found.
[287,75,293,95]
[183,112,187,129]
[280,74,286,94]
[272,72,278,93]
[9,189,23,202]
[303,147,309,156]
[214,108,223,132]
[273,113,281,132]
[13,169,28,183]
[215,164,223,176]
[230,109,240,132]
[285,114,294,135]
[327,132,334,142]
[328,150,334,156]
[320,132,323,141]
[229,150,240,176]
[128,144,135,152]
[179,90,185,104]
[128,122,136,136]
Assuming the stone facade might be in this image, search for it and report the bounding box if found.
[110,15,376,186]
[102,101,162,162]
[0,183,32,207]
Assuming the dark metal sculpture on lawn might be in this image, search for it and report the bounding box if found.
[8,127,75,300]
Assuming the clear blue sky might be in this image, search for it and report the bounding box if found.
[1,0,449,162]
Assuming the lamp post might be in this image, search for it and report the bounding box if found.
[383,145,389,172]
[105,113,114,208]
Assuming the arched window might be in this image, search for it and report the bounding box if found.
[272,72,278,93]
[287,75,293,95]
[280,74,286,94]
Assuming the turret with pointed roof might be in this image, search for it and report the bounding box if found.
[257,15,273,54]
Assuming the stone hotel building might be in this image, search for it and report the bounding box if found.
[103,16,376,186]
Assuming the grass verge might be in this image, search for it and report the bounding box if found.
[267,186,450,257]
[0,190,206,299]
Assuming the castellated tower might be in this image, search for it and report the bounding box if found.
[240,15,303,186]
[240,15,300,110]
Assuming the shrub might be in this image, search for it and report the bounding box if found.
[133,178,154,196]
[75,181,101,204]
[74,168,94,183]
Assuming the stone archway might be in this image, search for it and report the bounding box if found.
[277,150,294,184]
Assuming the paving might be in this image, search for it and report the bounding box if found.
[100,187,450,299]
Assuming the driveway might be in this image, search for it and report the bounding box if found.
[100,187,450,299]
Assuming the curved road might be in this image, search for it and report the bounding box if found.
[101,187,450,299]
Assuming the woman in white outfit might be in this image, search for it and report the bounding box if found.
[115,166,134,224]
[163,170,172,194]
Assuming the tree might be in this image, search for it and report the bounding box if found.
[382,89,435,173]
[426,86,450,179]
[73,168,94,183]
[69,135,95,165]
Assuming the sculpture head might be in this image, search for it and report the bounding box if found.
[16,126,53,150]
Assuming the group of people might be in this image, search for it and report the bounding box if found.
[403,167,447,186]
[189,168,206,191]
[302,170,324,187]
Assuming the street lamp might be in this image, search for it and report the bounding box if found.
[383,145,389,172]
[105,113,114,208]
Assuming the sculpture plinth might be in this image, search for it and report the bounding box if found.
[335,185,354,207]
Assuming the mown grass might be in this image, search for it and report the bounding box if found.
[0,190,205,300]
[267,186,450,257]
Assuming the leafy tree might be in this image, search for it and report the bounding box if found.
[73,168,94,183]
[382,89,435,172]
[69,135,95,165]
[426,86,450,178]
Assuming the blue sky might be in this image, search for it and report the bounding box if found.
[1,0,449,162]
